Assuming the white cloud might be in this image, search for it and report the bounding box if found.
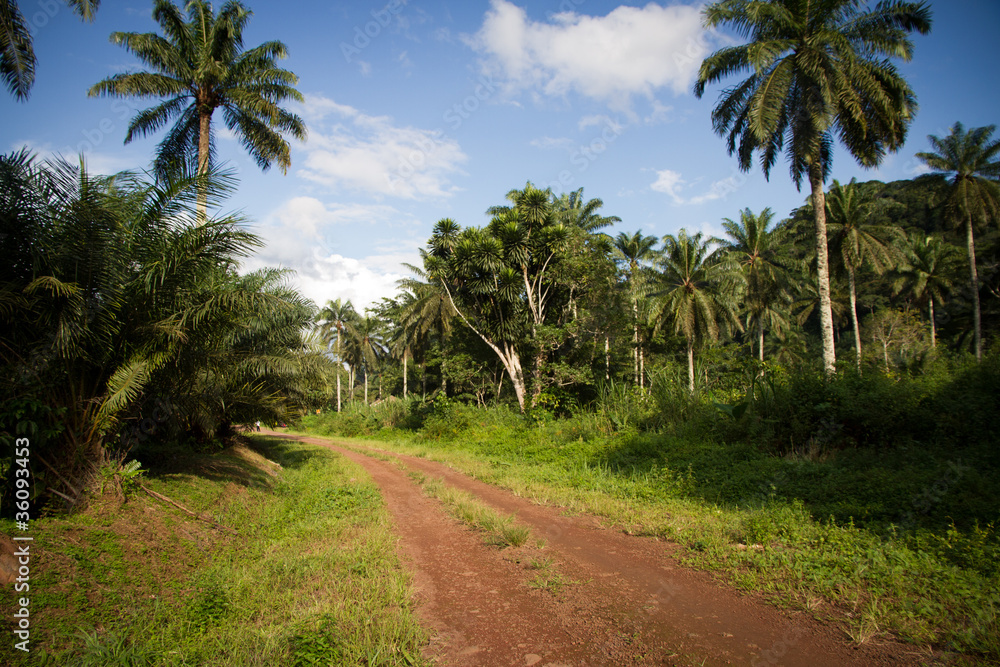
[650,169,686,204]
[644,100,674,125]
[466,0,711,109]
[243,196,420,310]
[296,95,467,200]
[650,168,748,206]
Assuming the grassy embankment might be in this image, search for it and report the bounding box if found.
[1,436,427,666]
[296,393,1000,664]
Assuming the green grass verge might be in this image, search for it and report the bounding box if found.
[0,437,428,666]
[303,427,999,664]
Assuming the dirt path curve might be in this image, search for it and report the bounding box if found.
[264,431,919,666]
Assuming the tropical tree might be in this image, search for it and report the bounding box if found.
[916,123,1000,361]
[342,311,385,405]
[426,185,569,411]
[612,231,658,385]
[396,260,457,397]
[317,298,358,412]
[553,187,621,233]
[87,0,306,221]
[2,0,100,100]
[0,150,326,497]
[825,179,904,369]
[648,230,743,393]
[694,0,932,373]
[892,233,959,348]
[716,207,793,362]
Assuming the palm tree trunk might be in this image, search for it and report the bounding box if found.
[759,327,765,363]
[848,266,862,372]
[965,213,982,362]
[197,108,211,225]
[639,342,645,389]
[403,350,408,399]
[364,369,368,405]
[336,372,341,412]
[687,340,695,394]
[810,165,837,374]
[605,336,610,380]
[633,299,639,385]
[929,300,936,349]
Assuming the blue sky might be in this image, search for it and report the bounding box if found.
[3,0,999,310]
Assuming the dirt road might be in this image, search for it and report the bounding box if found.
[264,431,921,666]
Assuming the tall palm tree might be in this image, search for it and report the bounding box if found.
[826,179,904,369]
[649,230,743,393]
[87,0,306,221]
[2,0,100,100]
[343,312,385,405]
[317,298,358,412]
[694,0,932,374]
[612,231,658,386]
[892,233,958,348]
[716,207,793,362]
[916,123,1000,361]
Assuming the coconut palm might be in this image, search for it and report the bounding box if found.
[317,298,359,412]
[87,0,305,221]
[694,0,932,373]
[716,207,794,362]
[397,259,457,397]
[916,123,1000,361]
[825,179,904,369]
[2,0,100,100]
[649,230,743,393]
[612,231,658,386]
[892,233,959,348]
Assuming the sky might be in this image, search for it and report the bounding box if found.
[3,0,999,311]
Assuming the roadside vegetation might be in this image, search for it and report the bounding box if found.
[296,351,1000,662]
[0,436,427,666]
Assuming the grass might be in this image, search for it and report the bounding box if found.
[406,470,531,548]
[0,437,428,666]
[297,419,1000,664]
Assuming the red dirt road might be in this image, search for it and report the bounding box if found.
[264,431,924,666]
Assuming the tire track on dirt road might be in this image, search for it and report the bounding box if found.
[265,431,919,666]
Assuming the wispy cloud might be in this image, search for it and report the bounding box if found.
[295,95,467,199]
[650,168,747,206]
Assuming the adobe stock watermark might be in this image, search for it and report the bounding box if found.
[386,74,497,193]
[543,118,625,195]
[60,98,145,158]
[23,0,63,35]
[545,0,586,20]
[340,0,407,63]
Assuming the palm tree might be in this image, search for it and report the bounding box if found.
[716,207,793,362]
[317,298,358,412]
[892,233,958,348]
[2,0,100,100]
[87,0,306,221]
[553,187,621,233]
[649,230,743,393]
[825,179,904,369]
[343,312,385,405]
[916,123,1000,361]
[694,0,932,374]
[612,231,658,386]
[397,259,457,397]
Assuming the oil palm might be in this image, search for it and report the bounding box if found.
[892,233,959,348]
[317,298,359,412]
[2,0,99,100]
[916,123,1000,361]
[649,230,743,393]
[695,0,932,373]
[716,207,793,362]
[825,179,904,369]
[612,231,658,385]
[87,0,305,221]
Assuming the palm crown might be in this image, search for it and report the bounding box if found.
[87,0,306,213]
